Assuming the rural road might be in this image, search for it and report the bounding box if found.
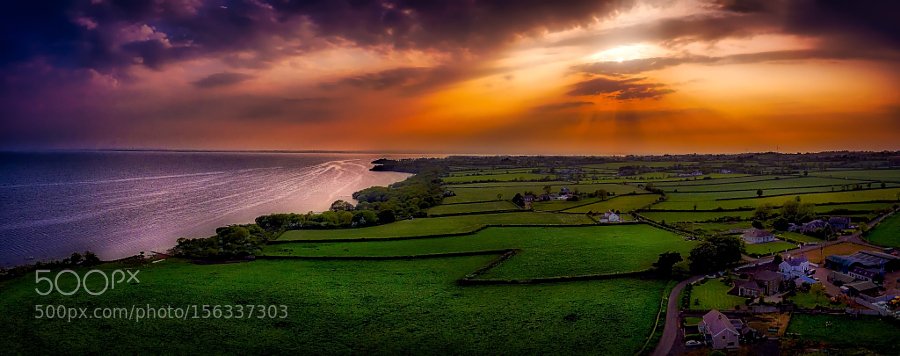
[651,275,703,356]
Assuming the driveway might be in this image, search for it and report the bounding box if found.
[652,275,703,356]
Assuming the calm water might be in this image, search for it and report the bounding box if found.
[0,151,412,267]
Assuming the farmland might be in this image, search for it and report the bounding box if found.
[0,258,670,355]
[744,241,798,256]
[684,278,747,311]
[444,183,643,204]
[785,314,900,355]
[563,194,661,213]
[278,212,594,241]
[264,225,695,280]
[427,200,519,216]
[651,188,900,210]
[866,213,900,247]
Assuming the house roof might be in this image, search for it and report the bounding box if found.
[735,280,761,291]
[702,310,739,337]
[754,270,782,282]
[845,280,878,292]
[829,271,856,284]
[783,255,808,266]
[850,266,878,278]
[742,228,773,238]
[829,250,898,269]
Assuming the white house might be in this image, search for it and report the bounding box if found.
[599,211,620,223]
[741,228,776,244]
[700,310,741,349]
[779,255,811,278]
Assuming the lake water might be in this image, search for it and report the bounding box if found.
[0,151,413,267]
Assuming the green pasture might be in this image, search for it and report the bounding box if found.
[640,211,753,223]
[277,212,594,241]
[866,212,900,248]
[264,225,695,280]
[744,241,797,256]
[444,183,642,204]
[0,258,670,354]
[563,194,661,214]
[427,200,519,216]
[785,314,900,354]
[651,188,900,210]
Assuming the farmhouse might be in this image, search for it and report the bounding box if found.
[741,228,776,244]
[789,219,829,234]
[699,310,741,349]
[734,270,782,297]
[599,211,621,223]
[779,255,811,279]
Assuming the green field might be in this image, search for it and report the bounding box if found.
[866,212,900,247]
[650,188,900,210]
[809,169,900,182]
[0,258,670,354]
[661,177,871,192]
[685,278,746,311]
[278,212,594,241]
[778,232,824,244]
[744,241,797,256]
[674,221,752,235]
[785,314,900,354]
[563,194,661,213]
[639,211,753,223]
[427,200,519,216]
[264,225,695,280]
[442,172,553,184]
[444,183,642,204]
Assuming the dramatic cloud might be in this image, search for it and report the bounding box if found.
[568,77,674,100]
[531,101,594,112]
[575,49,900,76]
[192,72,253,88]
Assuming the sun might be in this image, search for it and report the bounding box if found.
[587,43,663,63]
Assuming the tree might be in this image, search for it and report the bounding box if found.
[330,200,354,212]
[652,252,683,277]
[83,251,101,266]
[69,252,83,266]
[496,193,503,201]
[753,203,775,220]
[689,235,744,274]
[773,254,783,265]
[543,185,552,195]
[751,220,764,229]
[780,199,815,223]
[377,209,396,224]
[511,193,525,208]
[756,189,763,197]
[772,217,790,231]
[596,189,608,201]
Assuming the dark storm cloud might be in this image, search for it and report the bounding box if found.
[192,72,254,88]
[322,64,508,95]
[1,0,640,73]
[568,77,673,100]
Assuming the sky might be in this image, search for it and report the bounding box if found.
[1,0,899,155]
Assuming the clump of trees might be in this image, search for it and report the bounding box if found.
[772,198,816,230]
[689,235,744,274]
[173,224,269,259]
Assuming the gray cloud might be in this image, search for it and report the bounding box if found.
[192,72,254,88]
[568,77,674,100]
[532,101,594,112]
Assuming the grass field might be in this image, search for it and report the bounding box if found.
[744,241,798,256]
[442,172,553,184]
[673,221,752,235]
[563,194,661,213]
[0,258,671,354]
[532,197,601,212]
[660,177,871,192]
[809,169,900,182]
[866,212,900,248]
[785,314,900,354]
[639,211,753,223]
[650,188,900,210]
[278,212,594,241]
[444,183,642,204]
[789,289,844,309]
[685,278,746,311]
[801,242,871,264]
[427,200,519,216]
[264,225,695,280]
[778,232,824,244]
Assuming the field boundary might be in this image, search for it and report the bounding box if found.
[713,187,899,201]
[256,249,512,260]
[271,222,643,244]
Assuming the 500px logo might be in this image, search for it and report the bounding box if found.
[35,269,140,296]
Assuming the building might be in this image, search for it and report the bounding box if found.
[779,255,811,279]
[741,228,776,244]
[827,271,856,286]
[828,216,851,230]
[825,250,899,277]
[843,280,880,297]
[599,211,621,223]
[734,270,782,297]
[848,266,879,282]
[700,310,740,349]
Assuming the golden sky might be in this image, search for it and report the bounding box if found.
[1,0,899,154]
